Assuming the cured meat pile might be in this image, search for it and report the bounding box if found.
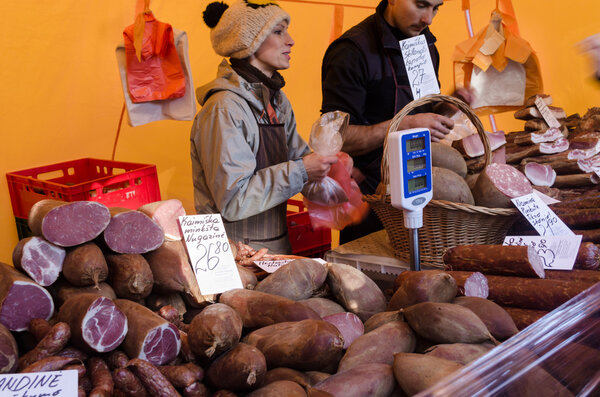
[2,197,555,396]
[443,244,600,330]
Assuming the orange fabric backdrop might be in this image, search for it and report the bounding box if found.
[1,0,599,261]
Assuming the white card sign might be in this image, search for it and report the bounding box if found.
[511,193,574,236]
[179,214,243,295]
[254,259,294,273]
[0,369,78,396]
[503,235,582,270]
[535,97,561,128]
[400,35,440,100]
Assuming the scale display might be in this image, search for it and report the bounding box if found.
[388,128,433,214]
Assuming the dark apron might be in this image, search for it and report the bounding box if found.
[223,102,293,254]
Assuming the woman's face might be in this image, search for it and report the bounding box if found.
[249,21,294,77]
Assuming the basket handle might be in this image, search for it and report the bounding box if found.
[377,94,489,198]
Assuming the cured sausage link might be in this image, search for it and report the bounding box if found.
[443,245,545,278]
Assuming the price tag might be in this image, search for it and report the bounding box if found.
[179,214,243,295]
[0,369,78,396]
[511,193,574,236]
[400,35,440,100]
[503,235,582,270]
[254,259,294,273]
[535,97,561,128]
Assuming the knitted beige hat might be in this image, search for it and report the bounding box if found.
[203,0,290,59]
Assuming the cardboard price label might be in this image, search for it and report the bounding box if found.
[400,34,440,100]
[503,235,582,270]
[511,193,573,237]
[535,97,561,128]
[254,259,294,273]
[0,369,78,397]
[179,214,243,295]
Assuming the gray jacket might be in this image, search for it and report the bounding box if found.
[190,60,310,250]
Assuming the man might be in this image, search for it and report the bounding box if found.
[321,0,467,243]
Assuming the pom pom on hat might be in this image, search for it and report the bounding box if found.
[206,0,290,59]
[203,2,229,28]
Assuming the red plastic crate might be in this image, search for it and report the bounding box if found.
[287,199,332,257]
[6,158,161,219]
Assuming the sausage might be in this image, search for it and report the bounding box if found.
[158,364,200,388]
[183,382,211,397]
[57,346,89,361]
[553,207,600,229]
[127,358,182,397]
[27,318,52,341]
[89,357,114,397]
[443,245,545,278]
[112,367,149,397]
[18,322,71,371]
[544,269,600,284]
[574,242,600,270]
[486,275,596,311]
[105,253,154,300]
[501,307,548,330]
[63,363,87,379]
[446,271,489,298]
[573,228,600,243]
[20,356,80,373]
[106,350,130,370]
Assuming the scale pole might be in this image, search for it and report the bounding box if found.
[409,228,420,271]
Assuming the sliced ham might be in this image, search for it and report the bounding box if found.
[523,163,557,187]
[12,236,65,286]
[138,199,186,241]
[453,131,506,158]
[540,138,569,154]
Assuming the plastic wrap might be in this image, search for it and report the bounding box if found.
[418,282,600,396]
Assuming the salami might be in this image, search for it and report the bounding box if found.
[553,207,600,228]
[486,275,595,311]
[544,269,600,284]
[138,199,186,241]
[57,293,128,353]
[12,236,65,286]
[0,262,54,332]
[28,199,111,247]
[105,254,154,300]
[102,208,164,254]
[472,163,533,208]
[443,245,545,278]
[553,173,596,188]
[446,271,489,298]
[501,307,548,330]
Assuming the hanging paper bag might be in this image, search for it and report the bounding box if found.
[453,2,543,116]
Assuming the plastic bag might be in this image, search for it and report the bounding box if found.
[302,112,369,230]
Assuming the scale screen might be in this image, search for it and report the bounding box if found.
[406,156,426,173]
[406,137,425,153]
[407,175,427,193]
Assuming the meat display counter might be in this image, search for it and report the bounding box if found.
[418,282,600,396]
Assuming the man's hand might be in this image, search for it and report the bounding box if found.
[402,113,454,142]
[302,153,339,181]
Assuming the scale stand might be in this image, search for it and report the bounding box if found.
[408,228,420,271]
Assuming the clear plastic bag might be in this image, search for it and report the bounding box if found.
[302,112,369,230]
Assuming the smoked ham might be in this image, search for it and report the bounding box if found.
[523,163,556,187]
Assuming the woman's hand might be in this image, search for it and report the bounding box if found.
[302,153,339,181]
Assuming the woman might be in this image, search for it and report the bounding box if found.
[191,0,337,254]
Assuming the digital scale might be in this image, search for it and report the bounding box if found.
[388,128,433,271]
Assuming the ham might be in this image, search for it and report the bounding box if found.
[453,131,506,158]
[524,163,557,187]
[540,137,569,154]
[138,199,186,241]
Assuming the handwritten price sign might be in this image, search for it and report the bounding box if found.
[511,193,573,237]
[503,235,581,270]
[179,214,242,295]
[400,35,440,100]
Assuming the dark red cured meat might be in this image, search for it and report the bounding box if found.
[544,269,600,284]
[102,208,164,254]
[127,358,182,397]
[0,262,54,332]
[36,201,111,247]
[446,271,489,298]
[322,312,364,349]
[483,163,533,199]
[112,367,149,397]
[0,323,18,373]
[12,236,65,286]
[18,322,71,371]
[89,357,114,397]
[183,382,210,397]
[115,299,181,366]
[57,293,128,353]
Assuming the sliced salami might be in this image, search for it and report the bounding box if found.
[12,236,65,286]
[115,299,181,366]
[472,163,533,208]
[446,271,489,298]
[523,162,557,187]
[102,208,164,254]
[0,262,54,331]
[28,200,111,247]
[138,199,186,241]
[57,293,128,353]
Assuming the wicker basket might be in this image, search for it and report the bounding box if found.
[364,94,519,268]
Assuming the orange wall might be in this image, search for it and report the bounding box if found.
[1,0,599,262]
